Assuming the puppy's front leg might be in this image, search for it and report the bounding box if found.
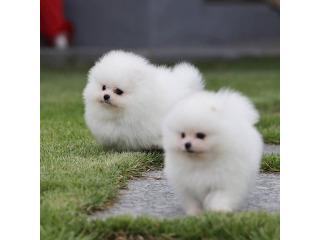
[203,190,237,212]
[179,192,203,215]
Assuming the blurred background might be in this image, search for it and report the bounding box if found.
[40,0,279,66]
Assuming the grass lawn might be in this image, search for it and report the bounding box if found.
[41,57,280,239]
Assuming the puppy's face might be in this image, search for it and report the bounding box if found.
[83,51,152,112]
[166,126,219,156]
[95,80,131,109]
[84,75,135,110]
[163,93,226,157]
[178,131,210,154]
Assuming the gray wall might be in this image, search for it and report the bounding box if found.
[64,0,279,48]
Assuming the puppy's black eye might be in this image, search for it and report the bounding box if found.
[115,88,124,95]
[196,133,206,139]
[181,133,185,138]
[102,85,106,91]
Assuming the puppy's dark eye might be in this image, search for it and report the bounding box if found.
[115,88,124,95]
[181,133,185,138]
[196,133,206,139]
[102,85,106,91]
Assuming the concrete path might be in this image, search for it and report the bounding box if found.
[90,144,279,220]
[263,144,280,154]
[90,171,279,220]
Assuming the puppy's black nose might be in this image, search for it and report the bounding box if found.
[185,142,191,150]
[104,94,110,101]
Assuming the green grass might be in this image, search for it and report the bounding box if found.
[261,153,280,173]
[41,58,280,239]
[84,212,279,240]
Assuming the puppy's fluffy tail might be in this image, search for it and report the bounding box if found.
[171,62,204,90]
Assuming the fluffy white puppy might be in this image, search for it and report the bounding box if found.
[83,50,204,151]
[162,89,263,215]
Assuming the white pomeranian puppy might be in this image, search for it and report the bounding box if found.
[162,89,263,215]
[83,50,204,151]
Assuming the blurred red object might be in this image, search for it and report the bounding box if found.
[40,0,73,47]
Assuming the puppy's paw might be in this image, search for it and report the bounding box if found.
[204,191,236,212]
[207,205,233,212]
[182,199,203,215]
[185,205,202,216]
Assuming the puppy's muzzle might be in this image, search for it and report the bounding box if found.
[185,142,194,153]
[104,94,110,101]
[104,94,110,103]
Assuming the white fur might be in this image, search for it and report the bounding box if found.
[83,50,204,151]
[162,89,263,214]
